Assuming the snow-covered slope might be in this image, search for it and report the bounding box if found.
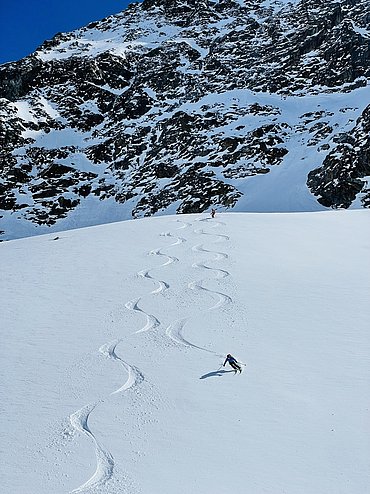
[1,211,369,494]
[1,0,370,241]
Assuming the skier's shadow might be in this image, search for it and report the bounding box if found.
[200,369,235,379]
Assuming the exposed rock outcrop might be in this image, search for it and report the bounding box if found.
[0,0,369,239]
[308,104,370,208]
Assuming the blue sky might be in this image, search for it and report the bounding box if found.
[0,0,136,64]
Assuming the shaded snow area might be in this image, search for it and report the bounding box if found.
[1,211,369,494]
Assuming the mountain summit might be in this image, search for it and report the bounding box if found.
[0,0,369,239]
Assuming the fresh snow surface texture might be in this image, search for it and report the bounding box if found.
[1,211,369,494]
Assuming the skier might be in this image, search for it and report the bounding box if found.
[211,208,216,219]
[223,354,242,374]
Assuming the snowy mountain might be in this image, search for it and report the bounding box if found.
[1,0,370,240]
[1,211,369,494]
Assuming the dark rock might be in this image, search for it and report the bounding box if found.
[1,0,370,238]
[308,104,370,208]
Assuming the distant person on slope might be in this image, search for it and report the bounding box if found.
[223,354,242,374]
[211,208,216,218]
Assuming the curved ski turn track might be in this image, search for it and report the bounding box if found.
[68,214,232,493]
[70,405,114,493]
[165,217,231,357]
[68,217,199,493]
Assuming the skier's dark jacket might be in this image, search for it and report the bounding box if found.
[223,355,237,366]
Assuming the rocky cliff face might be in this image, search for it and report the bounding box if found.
[308,103,370,208]
[0,0,369,239]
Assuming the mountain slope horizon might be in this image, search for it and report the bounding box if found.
[1,0,370,240]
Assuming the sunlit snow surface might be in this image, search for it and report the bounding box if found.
[1,211,369,494]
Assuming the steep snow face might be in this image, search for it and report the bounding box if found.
[0,0,370,241]
[1,211,370,494]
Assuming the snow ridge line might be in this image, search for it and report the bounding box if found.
[165,217,230,357]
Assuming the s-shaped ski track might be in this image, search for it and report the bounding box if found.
[69,404,114,493]
[68,218,194,492]
[69,339,145,493]
[126,224,187,333]
[166,216,231,357]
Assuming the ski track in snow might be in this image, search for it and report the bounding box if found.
[125,224,187,333]
[191,219,232,309]
[70,404,114,493]
[139,230,184,295]
[165,317,217,353]
[99,340,144,394]
[125,297,161,334]
[69,220,188,493]
[165,217,231,357]
[69,217,228,492]
[69,340,144,493]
